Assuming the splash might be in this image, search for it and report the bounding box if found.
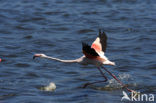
[40,82,56,92]
[106,73,134,88]
[90,73,137,91]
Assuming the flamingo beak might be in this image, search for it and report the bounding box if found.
[33,54,41,59]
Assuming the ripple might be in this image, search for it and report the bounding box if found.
[144,64,155,70]
[0,93,17,100]
[62,13,70,17]
[44,11,63,15]
[31,17,45,21]
[4,45,20,50]
[23,35,33,39]
[82,11,98,15]
[0,30,12,34]
[25,72,39,78]
[33,39,55,47]
[15,63,30,68]
[15,25,35,30]
[77,29,94,34]
[56,27,69,31]
[5,54,18,58]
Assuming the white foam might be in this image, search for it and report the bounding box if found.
[41,82,56,92]
[106,73,132,88]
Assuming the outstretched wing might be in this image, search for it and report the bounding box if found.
[91,29,107,53]
[82,42,99,58]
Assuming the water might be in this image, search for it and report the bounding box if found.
[0,0,156,103]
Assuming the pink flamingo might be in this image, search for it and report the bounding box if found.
[33,30,133,92]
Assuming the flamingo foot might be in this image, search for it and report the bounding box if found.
[101,66,134,92]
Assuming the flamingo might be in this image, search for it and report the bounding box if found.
[0,58,2,62]
[33,29,133,92]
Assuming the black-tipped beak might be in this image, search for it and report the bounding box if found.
[33,56,36,59]
[33,54,41,59]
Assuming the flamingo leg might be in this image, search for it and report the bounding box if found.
[101,66,133,92]
[83,67,108,88]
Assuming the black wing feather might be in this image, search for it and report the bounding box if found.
[99,29,107,52]
[82,42,99,56]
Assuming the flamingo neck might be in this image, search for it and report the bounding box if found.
[43,55,83,63]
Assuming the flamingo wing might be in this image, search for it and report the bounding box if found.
[91,29,107,53]
[82,42,99,58]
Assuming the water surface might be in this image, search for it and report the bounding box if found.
[0,0,156,103]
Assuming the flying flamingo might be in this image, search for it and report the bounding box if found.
[33,30,133,92]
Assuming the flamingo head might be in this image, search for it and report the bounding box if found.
[33,54,47,59]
